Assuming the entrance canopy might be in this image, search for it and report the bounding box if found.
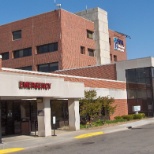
[0,70,84,100]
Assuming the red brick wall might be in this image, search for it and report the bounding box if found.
[61,10,96,69]
[0,9,128,72]
[55,64,117,80]
[0,10,62,70]
[110,99,128,120]
[0,9,96,71]
[109,30,127,62]
[63,76,128,119]
[62,75,127,119]
[63,76,125,89]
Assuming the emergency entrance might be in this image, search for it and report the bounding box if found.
[0,67,84,137]
[1,100,37,136]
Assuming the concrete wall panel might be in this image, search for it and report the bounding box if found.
[0,71,84,99]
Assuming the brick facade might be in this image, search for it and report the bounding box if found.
[109,30,127,62]
[55,63,117,80]
[0,9,127,72]
[0,8,129,120]
[62,75,128,119]
[0,10,61,70]
[60,10,96,69]
[110,99,128,120]
[0,9,96,71]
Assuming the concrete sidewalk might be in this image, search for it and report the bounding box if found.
[0,118,154,150]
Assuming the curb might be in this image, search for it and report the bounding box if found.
[0,118,154,150]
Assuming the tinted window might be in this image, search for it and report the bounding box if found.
[1,52,9,60]
[12,30,22,40]
[114,55,117,62]
[126,67,152,99]
[87,30,94,39]
[13,48,32,58]
[38,62,58,72]
[88,49,95,57]
[16,66,32,71]
[49,62,59,72]
[37,42,58,54]
[80,46,85,54]
[126,69,136,83]
[109,38,111,45]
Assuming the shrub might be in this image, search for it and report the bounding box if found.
[105,119,126,124]
[80,124,86,129]
[114,116,124,120]
[139,113,146,118]
[115,113,146,121]
[133,113,145,119]
[122,115,134,121]
[80,113,146,129]
[93,119,104,126]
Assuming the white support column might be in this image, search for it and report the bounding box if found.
[37,98,51,137]
[68,99,80,130]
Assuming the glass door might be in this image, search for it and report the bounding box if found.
[51,100,69,129]
[1,101,21,136]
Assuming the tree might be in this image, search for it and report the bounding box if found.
[79,90,116,123]
[101,96,116,120]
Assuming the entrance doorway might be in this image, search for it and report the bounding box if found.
[1,101,20,135]
[51,100,69,129]
[1,100,37,136]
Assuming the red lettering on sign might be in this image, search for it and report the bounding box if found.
[19,81,51,90]
[19,81,23,88]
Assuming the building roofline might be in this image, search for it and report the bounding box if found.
[1,67,125,83]
[0,8,94,27]
[76,7,107,15]
[55,63,115,72]
[116,56,153,63]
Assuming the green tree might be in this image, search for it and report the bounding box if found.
[79,90,116,123]
[101,96,116,120]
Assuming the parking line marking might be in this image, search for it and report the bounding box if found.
[0,148,24,154]
[75,131,104,139]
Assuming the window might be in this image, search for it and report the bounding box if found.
[38,62,59,72]
[37,42,58,54]
[80,46,85,54]
[109,38,111,45]
[87,30,94,39]
[12,30,22,40]
[113,55,117,61]
[16,66,32,71]
[126,69,136,83]
[88,48,95,57]
[126,67,152,99]
[13,47,32,58]
[110,54,112,61]
[1,52,9,60]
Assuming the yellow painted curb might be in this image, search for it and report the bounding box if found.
[75,131,104,139]
[0,148,24,154]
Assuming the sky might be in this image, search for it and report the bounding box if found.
[0,0,154,60]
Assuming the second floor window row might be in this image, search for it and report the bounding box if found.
[13,47,32,58]
[37,42,58,54]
